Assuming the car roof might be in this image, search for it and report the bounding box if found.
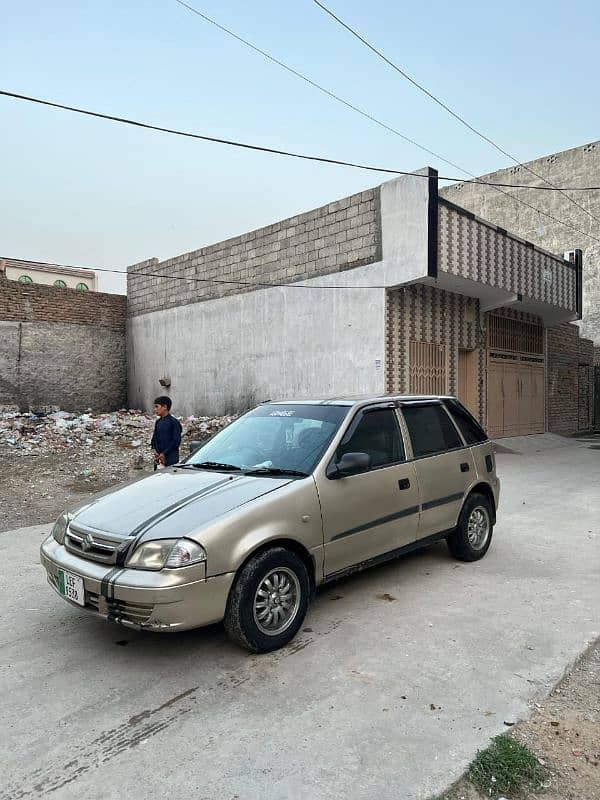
[265,394,453,408]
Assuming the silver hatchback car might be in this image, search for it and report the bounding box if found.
[41,395,499,652]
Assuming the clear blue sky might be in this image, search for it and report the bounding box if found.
[1,0,598,292]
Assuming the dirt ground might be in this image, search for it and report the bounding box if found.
[437,639,600,800]
[512,639,600,800]
[1,410,233,531]
[1,446,154,531]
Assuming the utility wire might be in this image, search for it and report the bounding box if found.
[2,91,600,250]
[172,0,476,181]
[312,0,600,231]
[4,252,579,293]
[168,2,599,248]
[2,89,599,192]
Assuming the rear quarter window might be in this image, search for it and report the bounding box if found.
[444,399,488,445]
[402,404,462,458]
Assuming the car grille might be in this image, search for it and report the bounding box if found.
[87,592,155,625]
[65,523,131,565]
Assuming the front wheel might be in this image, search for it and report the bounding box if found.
[446,493,493,561]
[224,547,310,653]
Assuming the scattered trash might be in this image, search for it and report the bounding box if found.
[0,409,235,462]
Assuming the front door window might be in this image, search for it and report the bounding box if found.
[336,408,404,471]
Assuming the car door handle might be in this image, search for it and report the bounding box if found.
[460,462,470,473]
[398,478,411,490]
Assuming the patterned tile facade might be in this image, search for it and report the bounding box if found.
[386,284,485,420]
[438,200,577,311]
[385,284,546,426]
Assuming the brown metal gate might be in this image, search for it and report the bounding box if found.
[487,315,545,438]
[409,341,448,395]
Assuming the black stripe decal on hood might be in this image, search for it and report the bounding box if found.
[116,476,235,567]
[331,506,420,542]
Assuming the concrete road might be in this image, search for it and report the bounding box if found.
[1,435,599,800]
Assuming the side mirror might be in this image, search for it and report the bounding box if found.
[330,452,371,479]
[189,440,203,455]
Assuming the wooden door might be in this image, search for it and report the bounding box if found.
[498,362,520,437]
[487,361,504,438]
[458,349,479,419]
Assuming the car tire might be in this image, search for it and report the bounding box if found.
[224,547,310,653]
[446,492,493,562]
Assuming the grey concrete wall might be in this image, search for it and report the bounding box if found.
[128,266,387,416]
[440,141,600,344]
[380,169,430,283]
[0,321,126,412]
[128,172,431,415]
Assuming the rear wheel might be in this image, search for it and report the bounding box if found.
[224,547,310,653]
[446,493,493,561]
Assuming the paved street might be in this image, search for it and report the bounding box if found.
[1,435,599,800]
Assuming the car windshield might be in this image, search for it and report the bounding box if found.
[186,404,349,475]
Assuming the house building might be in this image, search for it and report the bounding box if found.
[440,140,599,346]
[1,257,96,292]
[127,167,594,437]
[0,262,126,411]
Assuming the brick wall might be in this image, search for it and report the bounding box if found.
[0,272,125,329]
[127,188,381,317]
[0,273,126,411]
[547,323,594,434]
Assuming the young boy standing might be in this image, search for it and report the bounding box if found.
[150,396,182,468]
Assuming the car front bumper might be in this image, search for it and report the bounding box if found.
[40,535,235,632]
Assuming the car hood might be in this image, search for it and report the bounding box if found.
[71,469,291,539]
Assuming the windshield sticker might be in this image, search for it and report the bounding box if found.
[268,410,295,417]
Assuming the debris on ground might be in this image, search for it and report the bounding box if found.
[0,408,235,530]
[0,409,234,457]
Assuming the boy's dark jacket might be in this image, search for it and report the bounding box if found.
[151,414,182,467]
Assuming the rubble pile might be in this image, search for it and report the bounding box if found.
[0,409,235,459]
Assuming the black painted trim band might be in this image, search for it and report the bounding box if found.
[421,492,464,511]
[427,167,439,279]
[331,505,420,542]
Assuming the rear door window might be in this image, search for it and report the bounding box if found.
[402,404,462,458]
[444,399,488,444]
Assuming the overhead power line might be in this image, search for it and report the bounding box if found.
[1,89,598,191]
[312,0,600,231]
[167,2,599,250]
[4,251,580,294]
[172,0,475,180]
[2,88,599,249]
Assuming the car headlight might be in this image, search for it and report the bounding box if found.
[52,512,72,544]
[126,538,207,570]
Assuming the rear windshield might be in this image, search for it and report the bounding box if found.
[444,399,488,444]
[187,404,349,473]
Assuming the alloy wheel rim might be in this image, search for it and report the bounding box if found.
[253,567,301,636]
[467,506,490,549]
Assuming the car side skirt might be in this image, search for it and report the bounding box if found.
[323,528,457,583]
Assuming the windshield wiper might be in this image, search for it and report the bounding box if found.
[183,461,242,471]
[244,467,309,478]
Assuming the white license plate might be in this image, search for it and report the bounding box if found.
[58,569,85,606]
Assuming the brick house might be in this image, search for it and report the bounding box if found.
[127,168,594,437]
[0,263,126,411]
